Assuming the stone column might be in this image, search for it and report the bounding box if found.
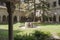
[17,16,20,22]
[19,16,21,22]
[56,15,59,23]
[1,15,2,23]
[6,15,8,23]
[52,15,53,23]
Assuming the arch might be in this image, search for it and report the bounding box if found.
[2,15,7,22]
[59,16,60,22]
[14,16,17,23]
[53,15,56,22]
[20,16,26,22]
[49,17,52,21]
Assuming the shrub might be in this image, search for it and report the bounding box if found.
[32,30,51,40]
[14,31,51,40]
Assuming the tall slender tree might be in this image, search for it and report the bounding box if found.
[35,0,50,22]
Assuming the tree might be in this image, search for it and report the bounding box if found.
[5,2,15,40]
[36,0,50,22]
[24,0,50,22]
[0,0,19,40]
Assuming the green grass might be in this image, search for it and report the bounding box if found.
[0,23,23,40]
[41,23,60,33]
[0,22,60,40]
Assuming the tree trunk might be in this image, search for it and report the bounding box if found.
[5,2,14,40]
[8,12,13,40]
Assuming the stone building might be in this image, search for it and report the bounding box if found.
[35,0,60,23]
[46,0,60,23]
[0,2,27,23]
[0,0,60,23]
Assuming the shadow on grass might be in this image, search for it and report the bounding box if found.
[0,29,22,40]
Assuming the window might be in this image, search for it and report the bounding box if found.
[3,15,6,22]
[53,1,56,7]
[58,0,60,5]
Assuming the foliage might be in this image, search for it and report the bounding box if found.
[14,30,51,40]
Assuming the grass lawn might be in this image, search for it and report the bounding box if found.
[38,23,60,33]
[0,22,60,40]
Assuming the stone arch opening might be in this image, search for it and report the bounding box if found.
[20,16,26,22]
[53,15,56,22]
[14,16,17,23]
[2,15,7,23]
[59,16,60,22]
[49,17,52,21]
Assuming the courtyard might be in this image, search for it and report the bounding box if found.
[0,0,60,40]
[0,22,60,40]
